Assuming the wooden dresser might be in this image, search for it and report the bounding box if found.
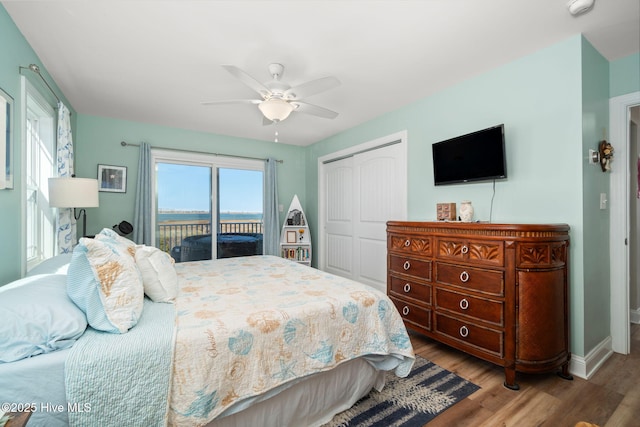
[387,221,571,389]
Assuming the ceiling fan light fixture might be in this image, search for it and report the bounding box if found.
[259,98,294,122]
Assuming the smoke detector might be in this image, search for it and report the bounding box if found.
[567,0,595,16]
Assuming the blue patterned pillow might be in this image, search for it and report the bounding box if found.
[67,235,144,334]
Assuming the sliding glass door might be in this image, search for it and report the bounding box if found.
[217,168,264,258]
[153,150,264,262]
[156,162,213,262]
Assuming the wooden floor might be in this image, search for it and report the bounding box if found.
[411,323,640,427]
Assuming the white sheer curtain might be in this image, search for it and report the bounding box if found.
[55,102,76,253]
[263,158,280,255]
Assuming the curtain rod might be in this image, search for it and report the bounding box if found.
[19,64,63,105]
[120,141,283,163]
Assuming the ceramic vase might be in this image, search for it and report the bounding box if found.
[460,201,474,222]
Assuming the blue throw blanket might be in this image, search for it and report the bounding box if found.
[65,299,175,427]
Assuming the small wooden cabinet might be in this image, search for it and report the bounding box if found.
[387,221,571,389]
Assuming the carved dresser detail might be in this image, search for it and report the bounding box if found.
[387,221,571,389]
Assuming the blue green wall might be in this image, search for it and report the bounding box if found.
[0,5,75,284]
[610,53,640,97]
[74,115,306,238]
[580,38,611,353]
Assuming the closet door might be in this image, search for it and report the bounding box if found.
[353,143,405,291]
[323,156,355,278]
[321,141,406,292]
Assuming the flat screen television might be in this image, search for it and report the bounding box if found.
[432,124,507,185]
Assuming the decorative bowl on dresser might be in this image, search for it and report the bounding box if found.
[386,221,572,390]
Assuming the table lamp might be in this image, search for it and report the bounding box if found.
[48,176,99,237]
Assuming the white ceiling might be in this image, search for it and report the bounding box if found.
[3,0,639,146]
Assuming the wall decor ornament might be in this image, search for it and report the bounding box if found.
[598,140,614,172]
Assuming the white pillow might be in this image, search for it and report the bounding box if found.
[0,274,87,363]
[135,245,178,303]
[67,236,144,334]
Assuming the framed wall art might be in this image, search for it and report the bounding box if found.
[97,164,127,193]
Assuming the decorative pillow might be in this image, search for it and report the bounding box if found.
[67,236,144,334]
[26,253,73,276]
[135,245,178,303]
[95,227,137,258]
[0,274,87,363]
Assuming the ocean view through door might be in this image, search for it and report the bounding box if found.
[155,160,264,262]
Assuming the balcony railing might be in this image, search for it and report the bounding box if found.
[158,221,264,253]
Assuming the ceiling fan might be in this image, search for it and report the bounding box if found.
[202,63,340,124]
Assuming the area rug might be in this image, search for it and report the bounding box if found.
[323,355,480,427]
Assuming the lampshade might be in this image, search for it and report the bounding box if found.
[48,177,99,208]
[258,98,294,122]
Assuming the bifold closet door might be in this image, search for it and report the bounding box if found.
[322,142,405,292]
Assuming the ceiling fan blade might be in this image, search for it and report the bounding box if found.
[291,101,339,119]
[222,65,271,98]
[284,76,340,100]
[201,99,262,106]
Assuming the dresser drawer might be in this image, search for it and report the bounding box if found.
[389,275,431,305]
[435,313,503,357]
[389,255,432,281]
[388,234,432,256]
[390,297,431,331]
[437,238,504,267]
[434,288,503,326]
[435,262,504,296]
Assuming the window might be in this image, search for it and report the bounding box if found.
[24,80,56,269]
[152,150,264,262]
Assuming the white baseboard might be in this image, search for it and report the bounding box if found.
[569,336,613,380]
[631,308,640,324]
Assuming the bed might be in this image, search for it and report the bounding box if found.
[0,229,414,427]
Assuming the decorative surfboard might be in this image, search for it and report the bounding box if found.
[280,194,311,265]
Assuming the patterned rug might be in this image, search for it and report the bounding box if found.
[324,355,480,427]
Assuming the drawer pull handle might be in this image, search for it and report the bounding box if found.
[461,245,469,254]
[404,239,411,247]
[460,271,470,282]
[402,306,410,316]
[403,261,411,270]
[404,283,411,293]
[459,298,469,310]
[459,325,469,338]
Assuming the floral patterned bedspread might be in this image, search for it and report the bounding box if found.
[168,255,414,426]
